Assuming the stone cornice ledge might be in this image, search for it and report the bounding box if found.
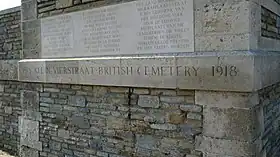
[4,51,278,92]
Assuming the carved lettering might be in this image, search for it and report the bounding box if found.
[41,0,194,58]
[20,65,239,78]
[212,65,238,77]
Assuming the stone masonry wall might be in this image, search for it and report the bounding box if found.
[257,83,280,157]
[0,7,21,60]
[14,82,280,157]
[19,84,202,157]
[37,0,133,19]
[0,81,21,155]
[261,6,280,39]
[0,6,22,156]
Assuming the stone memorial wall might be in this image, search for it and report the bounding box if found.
[0,7,22,155]
[0,0,279,157]
[40,0,194,58]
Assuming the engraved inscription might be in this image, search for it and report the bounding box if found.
[212,65,238,77]
[20,65,239,78]
[41,0,194,58]
[81,6,121,54]
[41,15,73,56]
[136,0,191,51]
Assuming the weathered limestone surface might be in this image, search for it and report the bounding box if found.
[0,0,278,157]
[18,117,42,151]
[18,53,253,91]
[41,0,194,58]
[16,51,280,92]
[26,0,261,58]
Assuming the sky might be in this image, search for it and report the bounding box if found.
[0,0,21,11]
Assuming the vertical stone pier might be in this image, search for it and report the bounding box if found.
[0,0,278,156]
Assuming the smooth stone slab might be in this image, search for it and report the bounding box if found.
[18,51,280,92]
[40,0,194,58]
[19,117,42,151]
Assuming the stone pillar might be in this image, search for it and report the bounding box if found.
[194,0,260,52]
[20,0,41,155]
[19,86,43,157]
[21,0,40,59]
[195,91,260,157]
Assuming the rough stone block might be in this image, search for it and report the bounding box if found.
[133,88,150,95]
[0,116,3,124]
[138,95,160,108]
[167,112,186,124]
[136,135,158,150]
[0,85,4,92]
[44,88,60,93]
[19,117,42,151]
[69,96,86,107]
[50,104,63,113]
[106,117,127,130]
[20,146,39,157]
[187,113,202,121]
[56,0,73,9]
[4,106,12,114]
[203,106,255,141]
[150,124,177,131]
[21,0,37,21]
[58,129,70,139]
[3,43,12,51]
[40,97,54,104]
[195,135,254,156]
[180,104,202,113]
[23,110,42,121]
[49,141,62,151]
[160,96,185,103]
[21,90,39,111]
[70,115,90,129]
[160,137,178,150]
